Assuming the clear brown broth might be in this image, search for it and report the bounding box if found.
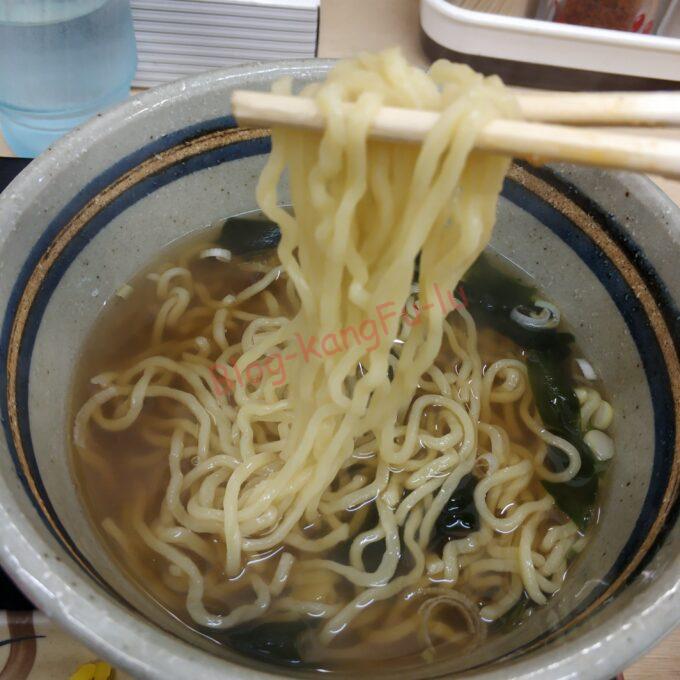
[70,222,605,672]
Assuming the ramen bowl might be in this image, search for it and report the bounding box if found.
[0,61,678,680]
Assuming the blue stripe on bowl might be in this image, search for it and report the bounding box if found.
[0,119,677,660]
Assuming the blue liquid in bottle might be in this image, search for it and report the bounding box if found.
[0,0,137,157]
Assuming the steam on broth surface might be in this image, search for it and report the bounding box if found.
[71,50,614,671]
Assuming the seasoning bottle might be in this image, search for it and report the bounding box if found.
[536,0,670,33]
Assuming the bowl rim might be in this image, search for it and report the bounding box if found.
[0,59,678,680]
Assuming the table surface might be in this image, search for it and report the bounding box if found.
[0,0,678,677]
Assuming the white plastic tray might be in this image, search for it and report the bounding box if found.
[420,0,680,82]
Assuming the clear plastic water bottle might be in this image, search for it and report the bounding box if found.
[0,0,137,157]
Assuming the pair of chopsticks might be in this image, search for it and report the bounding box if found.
[231,90,680,179]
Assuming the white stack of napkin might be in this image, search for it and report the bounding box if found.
[130,0,319,87]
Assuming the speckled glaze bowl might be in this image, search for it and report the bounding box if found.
[0,61,678,680]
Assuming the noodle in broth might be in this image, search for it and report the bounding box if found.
[72,50,614,669]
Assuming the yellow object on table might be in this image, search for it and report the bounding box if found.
[69,660,113,680]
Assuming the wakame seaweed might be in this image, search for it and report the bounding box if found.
[434,473,480,542]
[217,215,281,256]
[463,255,572,351]
[225,620,310,666]
[526,347,598,530]
[462,255,601,530]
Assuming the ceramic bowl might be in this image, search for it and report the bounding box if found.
[0,61,678,680]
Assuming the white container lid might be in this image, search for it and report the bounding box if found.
[420,0,680,82]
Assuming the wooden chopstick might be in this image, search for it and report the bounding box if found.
[516,92,680,126]
[231,90,680,180]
